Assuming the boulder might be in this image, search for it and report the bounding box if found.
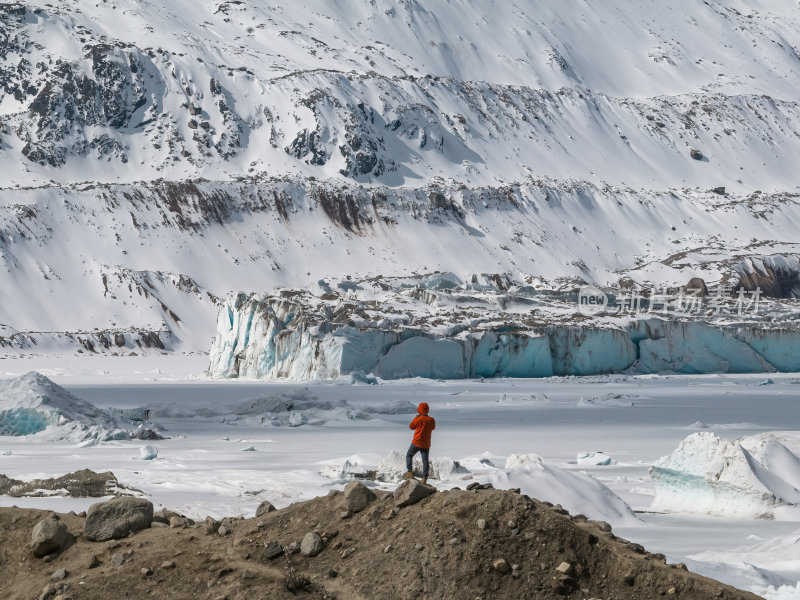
[300,532,323,557]
[31,516,69,558]
[255,500,276,517]
[343,481,375,513]
[685,277,709,297]
[393,479,436,508]
[83,497,154,541]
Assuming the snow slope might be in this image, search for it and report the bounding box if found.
[2,1,800,352]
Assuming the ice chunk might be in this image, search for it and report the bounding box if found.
[0,408,49,436]
[576,452,616,466]
[0,372,165,444]
[319,454,381,481]
[375,450,464,481]
[240,445,256,452]
[650,432,800,518]
[505,453,544,469]
[349,370,378,385]
[139,445,158,460]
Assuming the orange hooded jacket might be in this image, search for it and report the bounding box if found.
[409,402,435,449]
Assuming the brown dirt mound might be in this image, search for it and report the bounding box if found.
[0,486,763,600]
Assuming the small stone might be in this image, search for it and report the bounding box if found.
[328,569,338,578]
[285,542,300,555]
[263,541,283,560]
[240,569,256,580]
[87,555,101,569]
[160,560,176,569]
[169,516,189,529]
[492,559,511,575]
[449,537,460,545]
[415,543,424,551]
[255,500,276,517]
[477,519,487,530]
[556,562,573,575]
[623,574,635,586]
[110,553,125,567]
[383,544,392,553]
[218,525,230,536]
[507,520,517,529]
[301,532,323,557]
[204,517,221,535]
[50,568,67,581]
[667,588,677,596]
[141,567,152,576]
[588,520,613,533]
[151,521,168,528]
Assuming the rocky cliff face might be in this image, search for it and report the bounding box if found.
[2,0,800,353]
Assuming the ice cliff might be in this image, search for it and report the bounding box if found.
[208,278,800,380]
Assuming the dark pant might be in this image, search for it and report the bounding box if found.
[406,443,430,478]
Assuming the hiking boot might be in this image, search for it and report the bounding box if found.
[404,471,414,480]
[421,477,428,485]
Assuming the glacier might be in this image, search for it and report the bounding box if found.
[1,2,800,353]
[208,282,800,380]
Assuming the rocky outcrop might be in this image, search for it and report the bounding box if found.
[1,488,765,599]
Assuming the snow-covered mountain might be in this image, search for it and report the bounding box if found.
[1,0,800,353]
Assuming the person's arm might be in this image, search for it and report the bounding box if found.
[431,417,436,430]
[409,416,419,430]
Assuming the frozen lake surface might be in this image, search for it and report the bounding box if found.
[1,355,799,598]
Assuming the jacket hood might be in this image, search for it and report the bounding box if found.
[417,402,429,415]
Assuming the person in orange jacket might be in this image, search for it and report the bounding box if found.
[405,402,436,484]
